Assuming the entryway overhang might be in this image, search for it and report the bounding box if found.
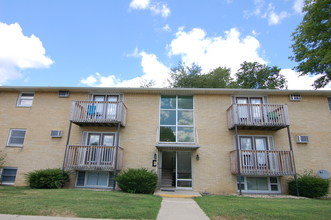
[155,143,200,150]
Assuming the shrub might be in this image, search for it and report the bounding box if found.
[288,170,330,198]
[116,168,157,194]
[26,168,69,189]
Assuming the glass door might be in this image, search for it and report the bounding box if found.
[106,95,118,120]
[93,95,106,119]
[236,97,249,123]
[255,137,268,167]
[250,98,263,122]
[176,152,192,189]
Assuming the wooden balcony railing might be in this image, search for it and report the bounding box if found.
[64,145,123,171]
[227,104,289,130]
[230,150,295,176]
[70,101,127,127]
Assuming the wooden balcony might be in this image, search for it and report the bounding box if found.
[230,150,295,176]
[63,145,123,171]
[70,101,127,127]
[227,104,289,130]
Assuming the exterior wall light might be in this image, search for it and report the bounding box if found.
[196,154,200,160]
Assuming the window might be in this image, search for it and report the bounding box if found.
[0,168,18,185]
[160,95,194,143]
[76,171,114,188]
[237,176,280,193]
[290,94,302,101]
[7,129,26,147]
[328,97,331,111]
[17,92,34,107]
[90,95,119,119]
[238,136,274,168]
[235,97,264,123]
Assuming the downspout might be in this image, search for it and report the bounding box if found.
[234,125,242,195]
[287,126,299,196]
[62,121,73,175]
[112,122,121,190]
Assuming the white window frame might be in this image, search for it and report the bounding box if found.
[7,129,27,147]
[236,135,275,150]
[17,92,34,107]
[237,176,281,193]
[75,171,114,188]
[82,132,117,146]
[0,167,18,185]
[159,95,195,143]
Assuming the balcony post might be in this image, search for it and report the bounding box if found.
[113,122,121,190]
[62,121,73,175]
[235,125,242,195]
[287,126,299,196]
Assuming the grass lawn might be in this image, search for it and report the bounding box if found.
[195,195,331,220]
[0,186,162,219]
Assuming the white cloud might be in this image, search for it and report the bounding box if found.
[129,0,170,17]
[129,0,150,9]
[263,3,288,25]
[162,24,171,32]
[81,51,170,87]
[267,10,288,25]
[168,27,266,75]
[280,69,325,90]
[293,0,304,14]
[0,22,53,85]
[244,1,289,25]
[80,72,120,87]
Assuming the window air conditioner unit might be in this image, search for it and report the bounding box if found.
[58,91,70,97]
[296,136,309,144]
[290,94,302,101]
[51,130,62,138]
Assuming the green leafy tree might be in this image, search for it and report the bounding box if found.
[235,62,287,89]
[169,63,235,88]
[290,0,331,88]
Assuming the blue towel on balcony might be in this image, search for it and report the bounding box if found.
[87,105,96,116]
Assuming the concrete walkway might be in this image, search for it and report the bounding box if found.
[0,190,209,220]
[157,197,210,220]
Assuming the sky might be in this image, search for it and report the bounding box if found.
[0,0,329,90]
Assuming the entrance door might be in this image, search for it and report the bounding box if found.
[161,151,192,189]
[176,152,192,188]
[236,97,263,123]
[93,95,118,119]
[85,133,115,165]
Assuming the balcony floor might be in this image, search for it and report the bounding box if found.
[72,121,124,127]
[229,124,287,131]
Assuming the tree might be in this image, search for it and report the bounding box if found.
[235,62,287,89]
[290,0,331,88]
[169,63,235,88]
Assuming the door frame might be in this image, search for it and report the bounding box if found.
[160,151,193,190]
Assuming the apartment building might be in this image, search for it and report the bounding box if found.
[0,86,330,195]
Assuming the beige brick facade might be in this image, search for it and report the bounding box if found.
[0,87,330,195]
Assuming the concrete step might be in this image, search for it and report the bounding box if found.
[154,189,202,198]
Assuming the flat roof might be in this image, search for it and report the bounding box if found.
[0,86,330,96]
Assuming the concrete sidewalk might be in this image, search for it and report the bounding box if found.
[157,197,210,220]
